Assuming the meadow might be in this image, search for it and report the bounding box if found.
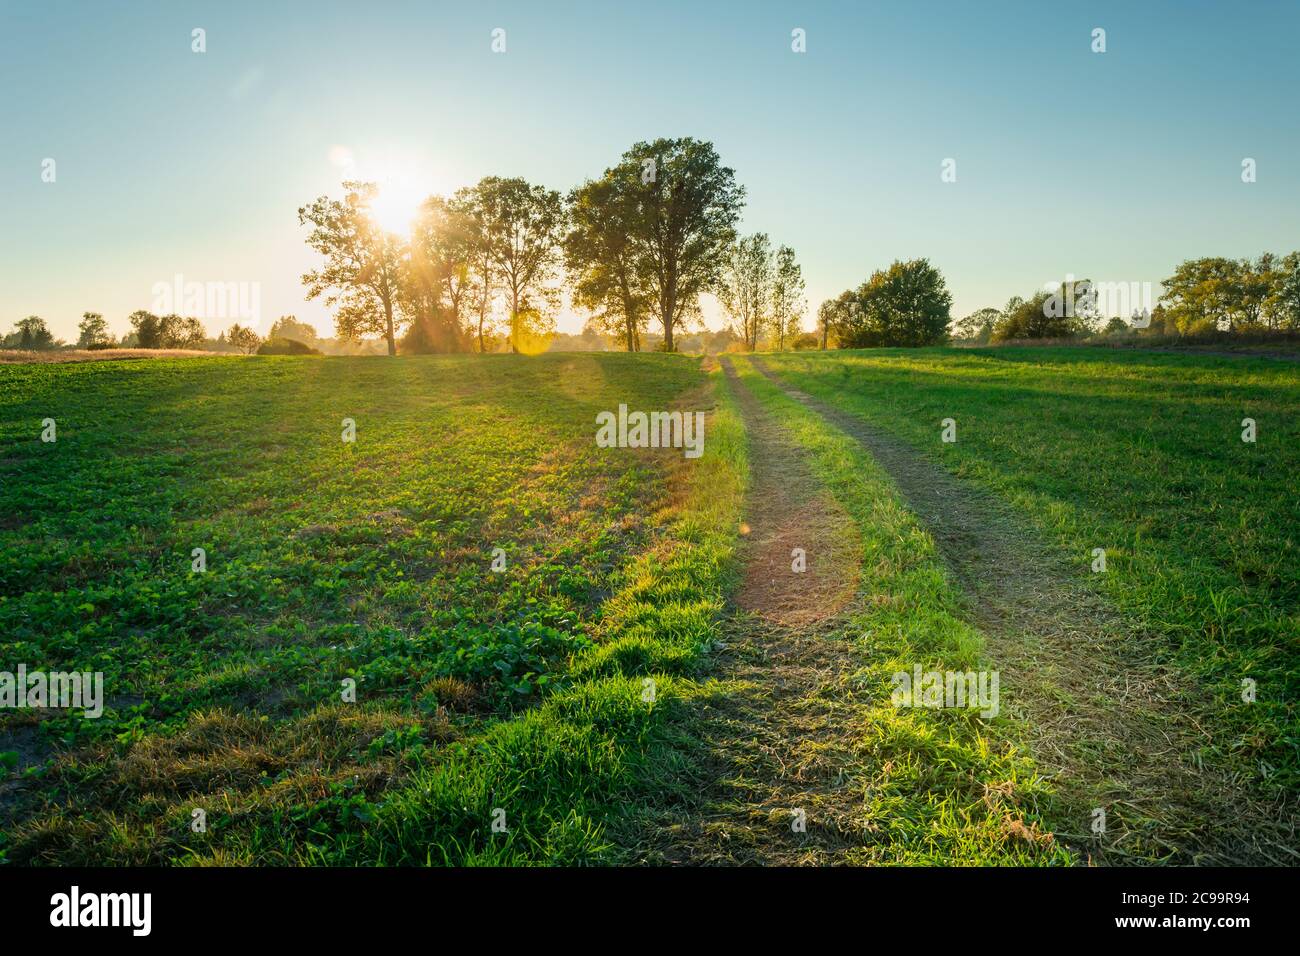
[760,347,1300,795]
[0,347,1295,865]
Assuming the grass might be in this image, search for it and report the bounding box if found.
[759,347,1300,793]
[725,357,1071,864]
[0,352,744,864]
[2,345,1292,865]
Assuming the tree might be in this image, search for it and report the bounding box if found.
[718,233,774,350]
[817,293,854,350]
[11,316,55,350]
[950,307,1000,344]
[474,176,566,353]
[77,312,112,348]
[991,279,1090,341]
[1276,252,1300,329]
[299,181,408,355]
[566,172,649,351]
[265,316,316,345]
[615,138,744,352]
[403,196,472,353]
[838,259,953,348]
[447,186,499,353]
[151,314,206,348]
[770,245,806,350]
[226,323,262,354]
[128,311,162,348]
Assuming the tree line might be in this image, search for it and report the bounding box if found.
[951,252,1300,345]
[299,136,781,356]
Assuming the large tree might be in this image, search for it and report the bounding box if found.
[565,172,649,351]
[770,244,806,350]
[474,176,566,353]
[616,138,744,352]
[837,259,953,348]
[717,232,773,350]
[446,186,499,353]
[402,195,474,353]
[299,181,408,355]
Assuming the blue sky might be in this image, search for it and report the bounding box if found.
[3,0,1298,342]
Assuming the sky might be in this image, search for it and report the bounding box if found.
[3,0,1299,343]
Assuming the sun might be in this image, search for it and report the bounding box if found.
[368,179,428,236]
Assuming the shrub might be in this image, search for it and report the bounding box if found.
[256,337,321,355]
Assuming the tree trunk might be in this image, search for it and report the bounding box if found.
[510,289,519,353]
[384,300,396,356]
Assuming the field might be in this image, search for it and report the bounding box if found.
[1,348,1296,865]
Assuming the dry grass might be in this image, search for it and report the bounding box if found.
[0,348,229,364]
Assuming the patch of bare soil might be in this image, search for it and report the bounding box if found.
[652,359,868,864]
[749,357,1298,865]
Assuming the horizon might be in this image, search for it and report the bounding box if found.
[3,0,1299,343]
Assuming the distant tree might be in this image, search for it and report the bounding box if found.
[1276,252,1300,329]
[10,315,56,350]
[155,315,206,348]
[474,176,566,353]
[817,293,854,349]
[268,316,318,345]
[299,181,409,355]
[77,312,112,348]
[718,232,773,351]
[227,323,262,354]
[770,245,806,350]
[566,172,649,351]
[613,138,744,352]
[839,259,953,348]
[950,307,1000,344]
[126,311,161,348]
[1159,257,1258,333]
[992,279,1090,341]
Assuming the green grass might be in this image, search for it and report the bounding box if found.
[759,346,1300,791]
[0,353,744,864]
[727,357,1071,864]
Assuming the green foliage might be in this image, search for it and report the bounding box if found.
[833,259,953,348]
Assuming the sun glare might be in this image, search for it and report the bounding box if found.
[369,180,427,236]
